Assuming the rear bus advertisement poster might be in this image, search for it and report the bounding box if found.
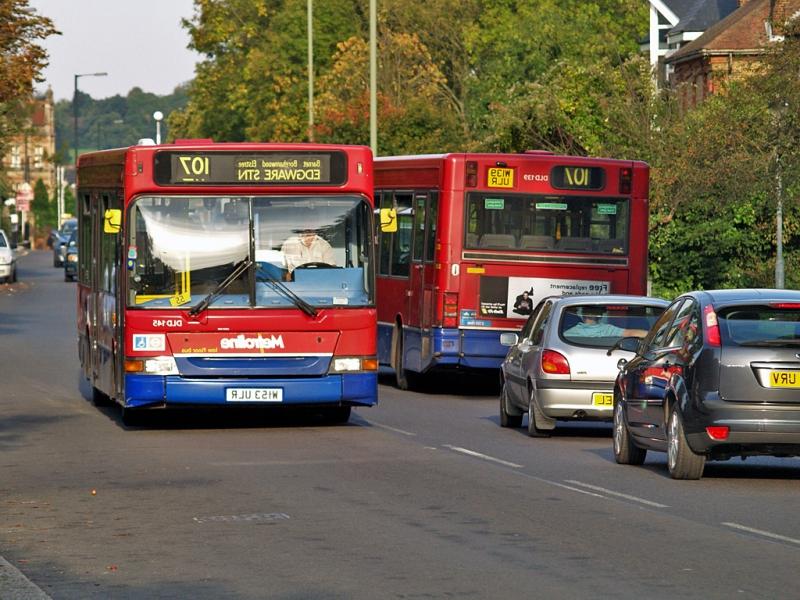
[479,276,611,320]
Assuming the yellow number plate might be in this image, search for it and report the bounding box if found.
[769,371,800,388]
[487,167,514,188]
[592,392,613,406]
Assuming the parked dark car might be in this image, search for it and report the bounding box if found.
[52,218,77,267]
[612,288,800,479]
[63,231,78,281]
[499,294,668,436]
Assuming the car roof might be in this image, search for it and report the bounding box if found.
[688,289,800,306]
[543,294,670,309]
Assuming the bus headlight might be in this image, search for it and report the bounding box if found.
[330,357,378,373]
[129,356,179,375]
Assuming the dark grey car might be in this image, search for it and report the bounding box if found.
[613,288,800,479]
[499,295,668,437]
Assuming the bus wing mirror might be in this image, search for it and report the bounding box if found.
[380,208,397,233]
[104,209,122,233]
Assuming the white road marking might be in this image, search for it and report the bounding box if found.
[565,480,669,508]
[0,555,51,598]
[194,512,291,524]
[722,522,800,546]
[366,420,417,436]
[442,445,523,468]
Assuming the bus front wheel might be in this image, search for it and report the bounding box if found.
[392,326,410,390]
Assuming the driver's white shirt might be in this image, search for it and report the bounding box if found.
[281,235,335,272]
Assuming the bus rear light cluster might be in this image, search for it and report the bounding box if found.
[125,356,179,375]
[619,167,632,194]
[442,293,459,328]
[465,161,478,188]
[541,349,570,375]
[329,357,379,373]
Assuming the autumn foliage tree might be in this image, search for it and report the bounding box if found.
[0,0,57,157]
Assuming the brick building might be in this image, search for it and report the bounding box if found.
[664,0,800,108]
[2,89,57,196]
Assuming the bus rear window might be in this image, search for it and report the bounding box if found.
[465,193,628,254]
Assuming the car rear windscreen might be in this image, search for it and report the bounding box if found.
[560,304,664,348]
[720,305,800,346]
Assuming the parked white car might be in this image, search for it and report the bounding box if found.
[0,229,17,283]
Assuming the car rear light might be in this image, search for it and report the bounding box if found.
[465,161,478,187]
[770,303,800,309]
[703,304,721,347]
[542,349,570,375]
[619,167,632,194]
[442,292,458,328]
[706,426,729,440]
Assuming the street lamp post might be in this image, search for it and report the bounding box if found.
[73,72,108,166]
[153,111,164,144]
[771,99,788,289]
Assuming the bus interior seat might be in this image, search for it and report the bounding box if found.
[479,234,516,249]
[519,235,554,250]
[593,239,624,253]
[556,237,591,252]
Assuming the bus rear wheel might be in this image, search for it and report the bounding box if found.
[393,326,410,390]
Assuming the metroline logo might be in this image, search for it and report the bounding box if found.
[220,334,285,350]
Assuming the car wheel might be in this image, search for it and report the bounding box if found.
[10,266,16,283]
[527,388,552,437]
[667,405,705,480]
[500,381,523,428]
[613,399,646,465]
[53,255,59,267]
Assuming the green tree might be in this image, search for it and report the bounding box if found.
[30,177,53,229]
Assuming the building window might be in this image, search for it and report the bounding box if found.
[34,146,44,168]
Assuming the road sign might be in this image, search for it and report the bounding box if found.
[15,182,33,211]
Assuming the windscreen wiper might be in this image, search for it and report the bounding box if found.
[256,264,318,318]
[188,257,252,317]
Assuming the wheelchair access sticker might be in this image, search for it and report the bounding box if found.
[132,334,166,352]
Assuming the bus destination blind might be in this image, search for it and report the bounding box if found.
[153,151,346,185]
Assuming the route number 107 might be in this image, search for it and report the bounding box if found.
[178,156,210,179]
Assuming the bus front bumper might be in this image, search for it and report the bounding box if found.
[124,373,377,408]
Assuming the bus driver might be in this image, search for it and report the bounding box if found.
[281,228,336,273]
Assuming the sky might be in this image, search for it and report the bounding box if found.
[29,0,201,101]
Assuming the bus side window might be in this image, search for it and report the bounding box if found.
[426,192,438,263]
[391,192,413,277]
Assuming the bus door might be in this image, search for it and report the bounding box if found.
[91,191,123,398]
[409,191,438,369]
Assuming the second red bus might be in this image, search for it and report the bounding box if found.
[374,151,649,388]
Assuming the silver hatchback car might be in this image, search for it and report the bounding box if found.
[499,294,669,436]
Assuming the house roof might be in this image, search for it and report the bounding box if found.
[669,0,739,34]
[664,0,775,63]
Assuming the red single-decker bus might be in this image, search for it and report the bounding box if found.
[374,151,649,388]
[76,141,376,423]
